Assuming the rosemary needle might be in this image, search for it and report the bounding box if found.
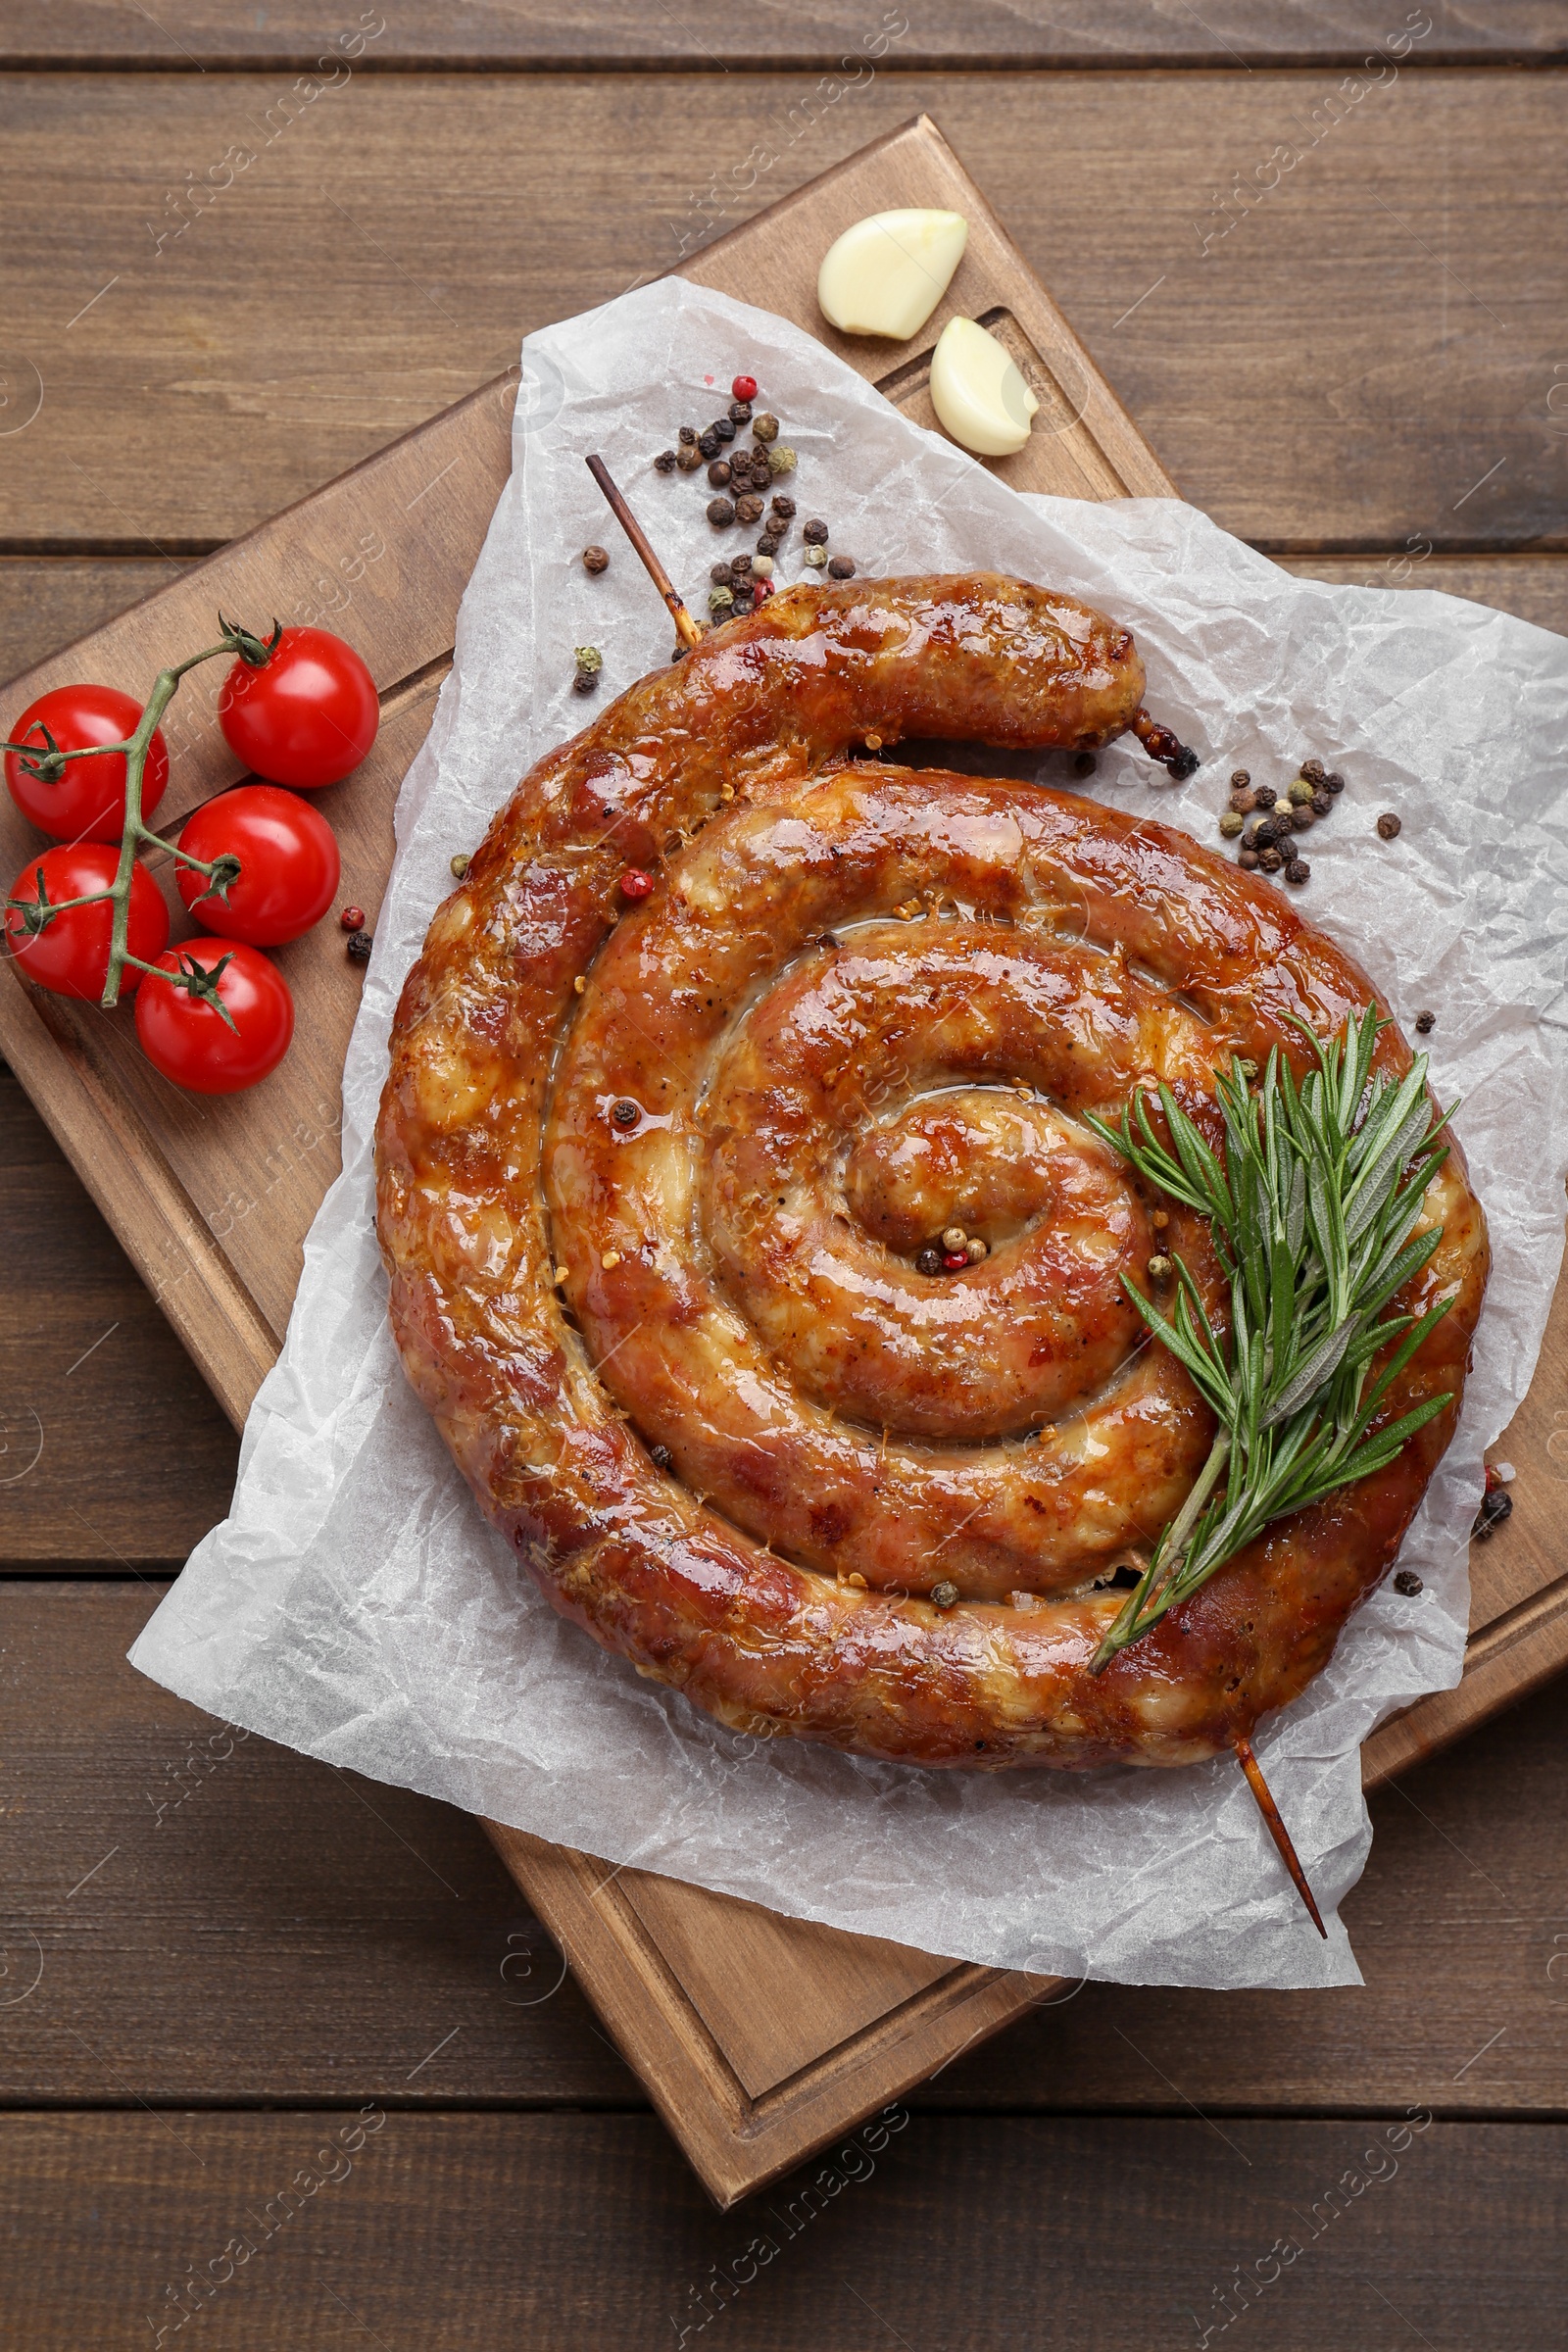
[1084,1005,1456,1674]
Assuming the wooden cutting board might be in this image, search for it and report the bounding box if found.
[2,115,1562,2210]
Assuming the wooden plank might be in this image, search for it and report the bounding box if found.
[0,559,191,688]
[6,3,1563,70]
[6,1579,1568,2120]
[2,74,1565,551]
[0,2112,1562,2349]
[2,113,1562,2205]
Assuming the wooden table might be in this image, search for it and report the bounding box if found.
[3,12,1566,2344]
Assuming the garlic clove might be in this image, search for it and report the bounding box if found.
[816,208,969,341]
[928,317,1040,458]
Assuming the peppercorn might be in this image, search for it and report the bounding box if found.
[752,412,779,443]
[1075,752,1097,776]
[804,546,828,569]
[676,444,703,472]
[1147,1253,1173,1282]
[769,494,797,520]
[709,586,735,615]
[1251,819,1277,849]
[698,430,721,460]
[1219,810,1245,838]
[916,1245,943,1277]
[1324,770,1346,795]
[931,1580,959,1609]
[611,1098,640,1129]
[1414,1009,1436,1034]
[448,855,469,881]
[339,904,366,930]
[728,398,753,425]
[1152,1209,1169,1229]
[1272,798,1293,819]
[582,545,610,574]
[708,460,733,489]
[654,450,677,473]
[1168,748,1200,780]
[767,444,797,476]
[803,517,829,544]
[753,581,773,607]
[650,1444,674,1472]
[1285,857,1310,885]
[827,555,857,579]
[730,552,753,578]
[1258,846,1284,873]
[619,868,654,902]
[1229,786,1256,814]
[710,561,734,586]
[346,928,373,963]
[751,554,774,578]
[1377,811,1401,840]
[678,423,697,444]
[1311,790,1333,817]
[1292,806,1315,831]
[1288,777,1313,806]
[732,372,759,403]
[734,493,764,525]
[1239,848,1259,869]
[1238,1057,1259,1079]
[1473,1488,1513,1541]
[941,1224,968,1251]
[965,1237,988,1263]
[707,497,736,526]
[1393,1568,1423,1595]
[757,532,780,557]
[1300,758,1326,785]
[572,670,597,694]
[1230,768,1250,789]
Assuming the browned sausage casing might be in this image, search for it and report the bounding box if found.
[375,575,1487,1770]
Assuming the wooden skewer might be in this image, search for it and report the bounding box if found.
[585,454,702,651]
[1234,1735,1327,1938]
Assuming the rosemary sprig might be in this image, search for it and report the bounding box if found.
[1084,1006,1457,1673]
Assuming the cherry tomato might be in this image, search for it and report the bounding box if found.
[133,938,294,1095]
[174,784,340,947]
[5,841,169,1000]
[4,683,170,842]
[218,627,378,789]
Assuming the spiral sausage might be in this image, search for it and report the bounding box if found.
[375,575,1487,1770]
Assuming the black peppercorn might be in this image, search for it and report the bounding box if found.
[653,450,677,473]
[916,1245,943,1276]
[582,545,610,573]
[1074,752,1097,776]
[710,561,734,586]
[1414,1009,1436,1034]
[1311,789,1333,816]
[1377,811,1401,840]
[611,1098,640,1128]
[1292,805,1315,831]
[827,555,857,579]
[678,424,697,445]
[769,494,797,519]
[1300,758,1326,785]
[650,1444,673,1472]
[1230,768,1251,789]
[1167,747,1200,780]
[698,430,721,460]
[734,493,764,525]
[1258,846,1284,873]
[675,444,703,472]
[1472,1488,1513,1541]
[803,518,829,544]
[757,532,780,557]
[572,670,598,694]
[713,417,736,444]
[708,459,732,489]
[728,398,753,425]
[1285,857,1310,885]
[1393,1568,1423,1595]
[346,928,373,963]
[729,552,753,577]
[930,1580,959,1608]
[1238,848,1259,870]
[1251,818,1277,849]
[1324,770,1346,794]
[707,497,736,526]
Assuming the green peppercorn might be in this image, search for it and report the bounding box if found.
[1219,809,1245,837]
[766,444,797,476]
[752,412,780,443]
[1288,777,1313,806]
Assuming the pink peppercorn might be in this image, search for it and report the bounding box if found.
[732,373,759,402]
[619,869,654,902]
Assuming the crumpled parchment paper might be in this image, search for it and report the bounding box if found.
[129,277,1568,1989]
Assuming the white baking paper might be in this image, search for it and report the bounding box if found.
[130,278,1568,1989]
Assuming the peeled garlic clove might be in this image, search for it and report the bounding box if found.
[816,209,969,341]
[928,317,1039,457]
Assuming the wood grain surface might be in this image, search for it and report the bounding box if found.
[3,73,1565,551]
[2,24,1565,2342]
[9,3,1565,70]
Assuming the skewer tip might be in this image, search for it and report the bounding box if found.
[1234,1734,1327,1937]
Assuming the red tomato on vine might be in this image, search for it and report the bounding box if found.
[4,842,170,999]
[133,938,295,1095]
[4,684,171,842]
[218,626,379,789]
[175,785,340,946]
